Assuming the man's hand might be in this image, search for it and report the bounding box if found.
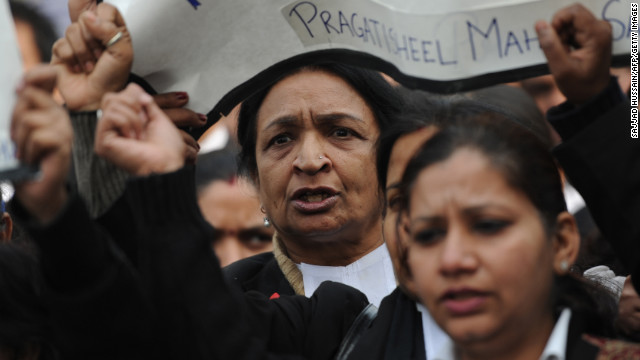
[95,84,188,176]
[12,66,73,224]
[536,4,612,105]
[52,3,132,111]
[617,276,640,341]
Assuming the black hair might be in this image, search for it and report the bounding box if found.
[375,89,453,191]
[10,1,58,63]
[195,143,241,192]
[463,84,553,149]
[401,111,564,233]
[237,62,404,189]
[400,109,618,337]
[377,85,554,195]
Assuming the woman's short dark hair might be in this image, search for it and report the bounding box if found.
[237,63,404,187]
[376,85,554,194]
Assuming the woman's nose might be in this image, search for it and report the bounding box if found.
[438,230,478,277]
[292,135,331,175]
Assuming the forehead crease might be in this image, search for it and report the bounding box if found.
[262,115,300,130]
[314,113,365,124]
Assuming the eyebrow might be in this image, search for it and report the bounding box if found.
[385,182,401,193]
[314,113,365,124]
[410,204,511,223]
[263,115,299,132]
[263,112,365,132]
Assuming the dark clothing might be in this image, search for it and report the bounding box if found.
[224,252,296,297]
[347,288,425,360]
[9,190,157,360]
[549,77,640,291]
[565,310,640,359]
[122,167,368,360]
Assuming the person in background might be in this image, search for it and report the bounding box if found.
[195,147,274,267]
[535,3,640,340]
[9,65,158,360]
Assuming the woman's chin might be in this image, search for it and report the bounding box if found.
[442,317,498,345]
[282,216,346,239]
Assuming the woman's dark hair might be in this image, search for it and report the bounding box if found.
[376,88,441,192]
[237,62,404,187]
[400,109,564,233]
[399,108,618,337]
[377,85,554,195]
[464,84,554,149]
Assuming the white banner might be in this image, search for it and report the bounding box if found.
[106,0,632,137]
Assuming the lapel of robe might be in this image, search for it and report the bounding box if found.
[565,311,599,360]
[382,289,426,360]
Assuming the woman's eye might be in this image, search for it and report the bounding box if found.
[473,220,509,235]
[270,134,292,146]
[245,235,272,249]
[412,229,444,245]
[387,195,402,211]
[332,127,354,138]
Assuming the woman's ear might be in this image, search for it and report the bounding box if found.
[552,211,580,275]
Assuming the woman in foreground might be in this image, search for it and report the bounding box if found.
[398,115,640,359]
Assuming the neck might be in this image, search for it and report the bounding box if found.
[459,312,555,360]
[280,221,384,266]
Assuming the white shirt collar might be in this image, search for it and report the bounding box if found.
[295,244,397,307]
[432,308,572,360]
[539,308,572,360]
[416,303,451,358]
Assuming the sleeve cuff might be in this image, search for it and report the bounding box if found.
[548,77,628,141]
[69,110,130,218]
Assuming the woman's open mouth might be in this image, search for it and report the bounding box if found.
[291,187,339,213]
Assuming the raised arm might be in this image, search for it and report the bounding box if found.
[56,3,202,218]
[94,84,368,359]
[536,2,640,315]
[9,65,156,359]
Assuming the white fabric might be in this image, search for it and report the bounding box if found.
[539,309,572,360]
[432,308,572,360]
[296,244,396,307]
[563,182,586,215]
[199,126,230,154]
[584,265,626,300]
[416,303,451,358]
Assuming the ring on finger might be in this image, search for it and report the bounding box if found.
[105,31,124,48]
